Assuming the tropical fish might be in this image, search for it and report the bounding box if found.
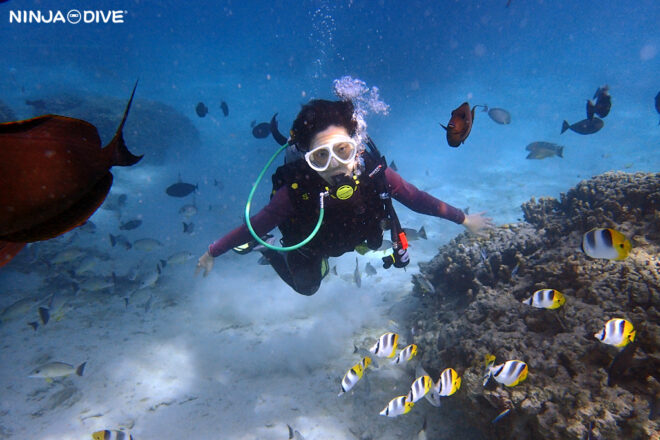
[353,257,361,287]
[364,262,377,276]
[561,118,604,135]
[439,102,476,147]
[406,375,433,403]
[483,355,528,387]
[132,238,163,251]
[403,226,427,240]
[162,251,194,266]
[78,277,114,292]
[389,160,398,171]
[581,228,631,260]
[484,106,511,124]
[52,247,85,264]
[434,367,461,397]
[166,181,197,197]
[655,91,660,124]
[525,142,564,159]
[195,102,208,117]
[594,318,636,347]
[338,356,371,396]
[391,343,417,365]
[119,219,142,230]
[182,222,194,234]
[101,193,127,214]
[92,430,134,440]
[220,101,229,117]
[380,395,414,417]
[369,332,399,358]
[587,85,611,119]
[0,83,142,266]
[138,264,161,290]
[413,274,435,294]
[522,289,566,309]
[270,113,288,145]
[109,233,131,250]
[0,297,38,324]
[251,121,271,139]
[79,220,97,233]
[29,361,86,380]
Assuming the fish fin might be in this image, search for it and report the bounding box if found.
[439,123,448,131]
[38,307,50,325]
[28,321,38,331]
[76,362,86,376]
[106,80,143,166]
[558,146,564,158]
[561,120,570,134]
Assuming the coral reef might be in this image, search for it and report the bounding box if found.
[25,93,200,164]
[411,172,660,439]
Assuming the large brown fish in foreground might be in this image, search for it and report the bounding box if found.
[440,102,476,147]
[0,82,143,267]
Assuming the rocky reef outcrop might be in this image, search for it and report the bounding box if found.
[24,92,200,164]
[411,172,660,439]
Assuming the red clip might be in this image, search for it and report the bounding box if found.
[398,231,409,250]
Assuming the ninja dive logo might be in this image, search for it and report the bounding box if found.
[9,9,126,24]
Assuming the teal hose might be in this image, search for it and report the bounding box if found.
[244,143,326,251]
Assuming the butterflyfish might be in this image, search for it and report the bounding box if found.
[369,332,399,358]
[522,289,566,309]
[594,318,636,348]
[338,356,371,396]
[380,395,414,417]
[581,228,631,260]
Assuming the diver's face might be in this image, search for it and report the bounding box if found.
[310,125,357,184]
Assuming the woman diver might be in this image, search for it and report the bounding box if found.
[196,99,492,295]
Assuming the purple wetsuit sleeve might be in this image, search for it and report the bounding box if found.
[385,168,465,224]
[208,187,294,257]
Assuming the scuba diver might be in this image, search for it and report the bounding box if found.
[196,99,493,295]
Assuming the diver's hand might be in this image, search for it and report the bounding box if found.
[195,251,214,277]
[462,211,494,236]
[382,248,410,269]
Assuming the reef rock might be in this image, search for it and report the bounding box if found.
[25,92,200,164]
[411,172,660,440]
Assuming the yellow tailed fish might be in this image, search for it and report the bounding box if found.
[594,318,635,347]
[92,430,134,440]
[522,289,565,309]
[406,375,433,403]
[391,343,417,365]
[581,228,631,260]
[338,356,371,396]
[483,356,528,387]
[380,395,414,417]
[369,332,399,358]
[434,367,461,397]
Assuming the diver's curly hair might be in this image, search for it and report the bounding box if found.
[290,99,357,152]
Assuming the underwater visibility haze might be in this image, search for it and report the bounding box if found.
[0,1,658,439]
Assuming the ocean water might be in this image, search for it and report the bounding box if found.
[0,1,658,439]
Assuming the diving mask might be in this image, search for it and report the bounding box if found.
[304,134,357,172]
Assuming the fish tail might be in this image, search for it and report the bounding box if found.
[76,362,87,377]
[107,80,143,167]
[629,329,636,343]
[558,146,564,158]
[561,120,570,134]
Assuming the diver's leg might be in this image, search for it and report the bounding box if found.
[285,251,324,296]
[260,249,297,290]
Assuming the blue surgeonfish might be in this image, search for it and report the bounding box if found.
[369,332,399,358]
[483,355,528,387]
[522,289,566,309]
[594,318,636,348]
[338,356,371,396]
[406,375,433,403]
[380,395,414,417]
[391,343,418,365]
[581,228,631,260]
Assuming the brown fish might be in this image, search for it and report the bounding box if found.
[0,82,142,266]
[439,102,476,147]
